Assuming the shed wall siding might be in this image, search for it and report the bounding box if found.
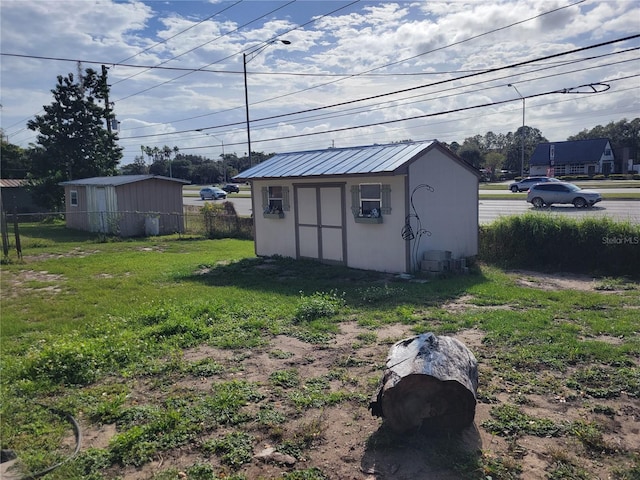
[64,186,89,231]
[253,179,300,258]
[344,175,407,272]
[63,178,185,236]
[408,149,478,267]
[252,175,409,273]
[116,179,184,236]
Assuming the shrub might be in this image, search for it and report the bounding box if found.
[25,338,102,385]
[201,202,253,240]
[295,290,345,322]
[479,214,640,276]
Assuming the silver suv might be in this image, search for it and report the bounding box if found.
[508,176,559,192]
[527,182,602,208]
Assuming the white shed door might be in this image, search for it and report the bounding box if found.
[295,185,345,264]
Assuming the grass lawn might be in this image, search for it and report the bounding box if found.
[1,224,639,479]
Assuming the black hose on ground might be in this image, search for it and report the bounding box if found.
[17,403,83,480]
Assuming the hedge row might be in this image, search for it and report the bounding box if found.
[479,213,640,277]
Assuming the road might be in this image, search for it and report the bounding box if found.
[479,199,639,225]
[184,195,639,225]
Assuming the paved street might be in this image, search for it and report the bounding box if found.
[478,199,640,225]
[185,194,639,225]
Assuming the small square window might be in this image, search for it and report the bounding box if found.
[360,184,381,217]
[70,190,78,207]
[268,186,283,213]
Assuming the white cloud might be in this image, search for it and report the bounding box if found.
[1,0,638,164]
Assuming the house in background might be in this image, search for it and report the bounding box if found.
[234,140,480,274]
[60,175,189,237]
[529,138,615,177]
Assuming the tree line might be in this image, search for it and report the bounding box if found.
[119,145,275,186]
[1,67,638,210]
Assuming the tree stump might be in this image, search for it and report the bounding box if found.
[369,332,478,433]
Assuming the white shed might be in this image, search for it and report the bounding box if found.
[235,141,480,274]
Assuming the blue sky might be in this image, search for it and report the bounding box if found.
[1,0,638,166]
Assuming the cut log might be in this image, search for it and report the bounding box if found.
[369,332,478,433]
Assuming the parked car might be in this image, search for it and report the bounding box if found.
[527,182,602,208]
[222,184,240,193]
[498,169,518,181]
[199,186,227,200]
[508,176,559,192]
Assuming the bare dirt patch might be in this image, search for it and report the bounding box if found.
[509,269,599,291]
[15,269,637,479]
[3,269,66,297]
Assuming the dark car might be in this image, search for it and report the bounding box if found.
[199,186,227,200]
[508,176,559,192]
[222,184,240,194]
[527,182,602,208]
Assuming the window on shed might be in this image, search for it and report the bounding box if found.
[70,190,78,207]
[360,183,381,216]
[350,184,391,221]
[261,186,290,215]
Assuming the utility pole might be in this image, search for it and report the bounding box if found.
[102,65,111,135]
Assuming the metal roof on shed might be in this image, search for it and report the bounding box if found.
[235,141,438,180]
[0,179,28,188]
[59,175,190,187]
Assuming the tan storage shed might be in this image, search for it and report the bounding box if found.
[60,175,189,237]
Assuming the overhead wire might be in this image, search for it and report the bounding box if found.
[113,0,297,102]
[112,0,363,102]
[162,0,596,134]
[2,0,593,133]
[203,50,640,138]
[123,35,640,140]
[111,0,244,85]
[110,45,638,136]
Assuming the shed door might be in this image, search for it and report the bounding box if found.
[96,187,108,233]
[295,184,346,265]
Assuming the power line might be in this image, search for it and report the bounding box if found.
[0,0,591,126]
[115,82,639,156]
[113,0,365,102]
[122,34,639,140]
[0,1,245,133]
[110,46,639,136]
[179,78,639,151]
[114,1,243,67]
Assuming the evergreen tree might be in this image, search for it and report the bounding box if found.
[0,134,31,179]
[27,67,122,209]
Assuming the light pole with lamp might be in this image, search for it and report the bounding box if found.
[196,129,226,183]
[244,39,291,168]
[508,83,525,178]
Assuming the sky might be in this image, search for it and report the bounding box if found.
[1,0,639,166]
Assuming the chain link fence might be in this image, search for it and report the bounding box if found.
[1,206,254,257]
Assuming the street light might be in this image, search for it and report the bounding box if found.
[197,129,226,182]
[508,83,525,178]
[244,39,291,168]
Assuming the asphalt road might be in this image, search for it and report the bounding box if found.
[478,199,640,225]
[184,195,639,225]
